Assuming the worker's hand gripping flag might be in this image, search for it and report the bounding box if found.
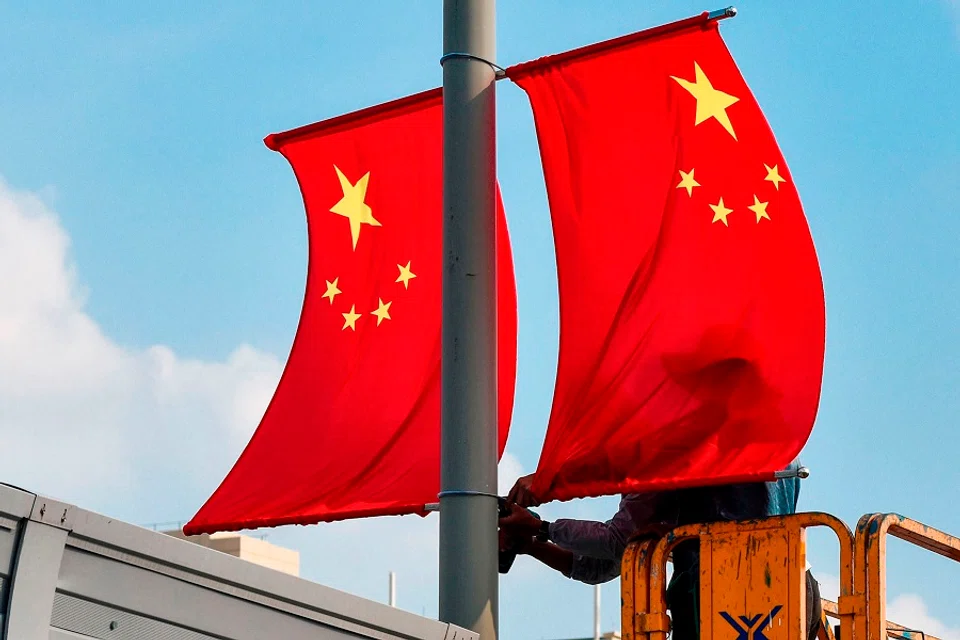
[185,90,518,534]
[508,17,825,503]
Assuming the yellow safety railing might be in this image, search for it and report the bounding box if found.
[854,514,960,640]
[622,513,855,640]
[621,512,959,640]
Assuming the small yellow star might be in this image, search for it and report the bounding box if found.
[371,298,392,326]
[709,197,733,226]
[671,62,740,140]
[341,305,361,331]
[764,163,787,190]
[330,165,381,250]
[676,168,701,197]
[322,277,341,304]
[396,261,417,289]
[748,195,771,223]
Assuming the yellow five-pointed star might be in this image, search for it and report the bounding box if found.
[676,168,701,197]
[322,277,341,304]
[396,261,417,289]
[671,62,740,140]
[710,197,733,226]
[748,195,771,223]
[341,305,361,331]
[371,298,392,326]
[329,165,381,250]
[764,163,787,190]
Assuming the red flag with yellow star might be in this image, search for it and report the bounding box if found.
[185,89,517,533]
[507,15,825,503]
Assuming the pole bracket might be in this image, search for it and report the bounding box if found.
[437,490,500,499]
[439,52,506,78]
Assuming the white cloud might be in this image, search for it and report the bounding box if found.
[498,450,526,496]
[888,594,960,640]
[815,572,840,602]
[0,177,283,520]
[812,573,957,640]
[942,0,960,42]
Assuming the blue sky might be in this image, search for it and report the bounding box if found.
[0,2,958,638]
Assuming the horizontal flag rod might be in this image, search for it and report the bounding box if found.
[708,6,738,20]
[775,466,811,480]
[504,7,738,80]
[264,87,442,149]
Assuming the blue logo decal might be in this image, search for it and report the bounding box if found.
[719,605,783,640]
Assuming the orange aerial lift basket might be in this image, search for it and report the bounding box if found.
[621,512,960,640]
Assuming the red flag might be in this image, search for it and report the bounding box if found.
[508,16,825,503]
[185,89,517,534]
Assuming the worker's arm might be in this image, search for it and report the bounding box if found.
[499,495,659,562]
[518,540,620,584]
[522,540,572,575]
[547,493,661,560]
[521,540,621,585]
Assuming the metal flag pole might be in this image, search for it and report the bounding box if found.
[439,0,499,639]
[593,585,601,640]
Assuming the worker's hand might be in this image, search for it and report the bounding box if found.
[499,525,533,554]
[506,473,541,507]
[498,502,542,539]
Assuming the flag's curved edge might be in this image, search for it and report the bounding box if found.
[710,29,829,434]
[494,188,519,461]
[184,503,431,537]
[182,139,350,537]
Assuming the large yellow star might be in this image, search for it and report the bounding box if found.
[396,261,417,289]
[748,195,771,223]
[322,277,341,304]
[671,62,740,140]
[341,305,361,331]
[676,168,701,197]
[764,163,787,190]
[329,166,380,250]
[710,197,733,226]
[371,298,392,326]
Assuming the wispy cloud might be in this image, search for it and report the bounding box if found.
[889,594,960,640]
[0,177,282,521]
[816,574,957,640]
[944,0,960,41]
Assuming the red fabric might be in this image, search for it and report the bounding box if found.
[185,90,517,534]
[509,23,825,503]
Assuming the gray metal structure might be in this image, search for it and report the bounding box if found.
[439,1,499,640]
[0,483,475,640]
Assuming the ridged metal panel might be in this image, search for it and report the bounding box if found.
[52,592,219,640]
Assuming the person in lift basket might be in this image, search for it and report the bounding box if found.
[498,458,823,640]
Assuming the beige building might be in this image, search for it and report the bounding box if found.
[164,529,300,577]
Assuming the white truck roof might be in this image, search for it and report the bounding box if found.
[0,483,474,640]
